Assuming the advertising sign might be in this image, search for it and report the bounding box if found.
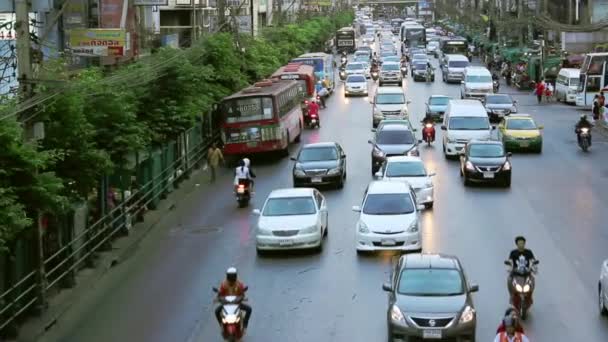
[236,16,252,34]
[69,29,126,56]
[101,0,124,28]
[134,0,169,5]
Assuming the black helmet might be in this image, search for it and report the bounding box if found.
[226,267,237,282]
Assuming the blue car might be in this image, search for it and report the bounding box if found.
[425,95,451,121]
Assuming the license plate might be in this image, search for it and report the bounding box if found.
[483,172,495,179]
[381,239,396,246]
[520,141,529,147]
[279,240,293,246]
[311,177,322,183]
[247,141,258,148]
[422,329,442,339]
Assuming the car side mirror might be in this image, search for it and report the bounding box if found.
[503,260,511,266]
[252,209,261,216]
[514,100,518,104]
[417,204,425,211]
[290,157,296,161]
[368,139,373,144]
[374,171,383,178]
[212,287,219,293]
[507,152,512,157]
[469,283,479,293]
[341,155,346,159]
[533,260,540,265]
[418,139,423,143]
[243,286,249,292]
[352,205,362,212]
[382,283,393,292]
[440,125,447,130]
[538,125,544,130]
[413,128,417,132]
[407,100,412,104]
[429,172,436,177]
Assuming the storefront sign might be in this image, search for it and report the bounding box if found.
[69,29,126,56]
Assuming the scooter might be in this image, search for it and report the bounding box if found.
[505,260,539,320]
[371,71,379,81]
[213,286,249,341]
[306,112,320,128]
[577,127,591,152]
[422,123,435,146]
[400,65,408,77]
[493,79,500,92]
[339,69,347,81]
[235,179,251,208]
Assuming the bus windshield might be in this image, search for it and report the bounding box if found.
[291,58,323,72]
[443,43,467,55]
[223,97,274,123]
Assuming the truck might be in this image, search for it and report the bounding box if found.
[336,27,357,54]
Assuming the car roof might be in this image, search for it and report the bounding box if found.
[386,156,424,163]
[268,188,315,198]
[446,54,468,61]
[302,142,337,149]
[465,66,491,75]
[378,124,412,132]
[367,180,413,194]
[376,86,403,94]
[400,253,461,270]
[446,100,487,116]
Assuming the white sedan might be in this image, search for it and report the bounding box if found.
[344,74,368,97]
[352,181,423,253]
[253,188,328,254]
[374,156,436,209]
[600,259,608,316]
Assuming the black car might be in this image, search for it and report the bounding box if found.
[459,140,512,187]
[412,63,434,82]
[291,142,347,188]
[384,253,479,342]
[369,125,419,175]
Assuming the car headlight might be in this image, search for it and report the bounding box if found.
[300,225,319,234]
[358,221,370,233]
[256,227,272,236]
[327,167,342,176]
[400,108,408,115]
[294,169,306,176]
[372,147,385,158]
[390,304,406,324]
[465,161,475,171]
[373,108,382,117]
[459,306,475,324]
[447,137,457,143]
[523,284,531,293]
[407,147,419,156]
[407,221,418,233]
[502,161,511,171]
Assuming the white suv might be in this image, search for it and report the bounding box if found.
[352,181,424,253]
[460,66,493,99]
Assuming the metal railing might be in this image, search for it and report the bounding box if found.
[0,130,219,333]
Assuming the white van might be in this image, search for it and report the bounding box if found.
[441,54,470,83]
[441,100,493,157]
[460,66,493,99]
[555,68,580,104]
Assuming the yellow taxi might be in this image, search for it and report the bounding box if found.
[497,114,543,153]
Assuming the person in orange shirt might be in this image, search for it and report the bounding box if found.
[493,316,530,342]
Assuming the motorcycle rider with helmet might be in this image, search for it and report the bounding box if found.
[234,159,255,193]
[506,236,537,297]
[215,267,252,332]
[496,307,525,334]
[575,114,593,146]
[420,113,436,141]
[493,316,530,342]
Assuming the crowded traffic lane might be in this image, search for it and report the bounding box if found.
[37,59,608,342]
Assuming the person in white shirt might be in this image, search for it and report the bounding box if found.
[493,316,530,342]
[234,159,255,192]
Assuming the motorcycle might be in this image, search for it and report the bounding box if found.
[371,71,379,81]
[306,112,320,128]
[577,127,591,152]
[213,286,249,341]
[422,123,435,146]
[504,260,539,320]
[339,70,347,81]
[340,56,347,65]
[400,65,408,77]
[235,179,251,208]
[493,79,500,92]
[425,69,433,83]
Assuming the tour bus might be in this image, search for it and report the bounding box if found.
[336,27,357,54]
[576,52,608,107]
[391,18,404,34]
[220,79,303,156]
[271,63,317,111]
[290,53,336,92]
[438,36,469,64]
[400,23,426,49]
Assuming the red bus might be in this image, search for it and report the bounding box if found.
[220,79,303,156]
[271,63,317,101]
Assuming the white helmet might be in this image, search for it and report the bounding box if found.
[226,267,238,282]
[243,158,251,168]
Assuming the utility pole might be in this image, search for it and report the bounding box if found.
[218,0,226,31]
[517,0,523,45]
[15,0,48,314]
[192,0,198,43]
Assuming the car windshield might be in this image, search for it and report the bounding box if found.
[376,93,405,104]
[413,54,427,60]
[347,75,366,83]
[382,64,400,71]
[398,269,464,296]
[362,193,415,215]
[298,147,338,161]
[465,75,492,83]
[570,77,580,86]
[430,97,449,105]
[263,197,317,216]
[448,117,489,130]
[386,161,426,177]
[383,57,399,63]
[377,130,415,144]
[506,119,537,130]
[448,61,469,68]
[469,144,505,157]
[413,63,427,70]
[347,63,365,70]
[486,95,513,104]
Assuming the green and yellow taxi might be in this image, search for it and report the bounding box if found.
[497,114,543,153]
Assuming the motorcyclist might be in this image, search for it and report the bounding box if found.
[372,52,378,64]
[493,316,530,342]
[425,62,433,80]
[575,114,593,145]
[421,113,435,140]
[496,307,525,334]
[506,236,537,297]
[492,72,500,91]
[234,159,255,193]
[306,100,320,126]
[215,267,252,332]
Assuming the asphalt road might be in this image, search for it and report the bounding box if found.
[39,47,608,342]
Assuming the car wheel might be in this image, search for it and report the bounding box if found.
[315,241,323,253]
[337,176,344,189]
[600,284,608,316]
[442,74,446,82]
[324,225,328,237]
[256,248,266,257]
[504,176,512,188]
[536,145,542,154]
[463,176,471,186]
[425,202,434,209]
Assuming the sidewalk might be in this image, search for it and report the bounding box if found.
[9,165,216,342]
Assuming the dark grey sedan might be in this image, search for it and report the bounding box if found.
[369,125,419,175]
[483,93,518,122]
[291,142,347,189]
[384,253,479,342]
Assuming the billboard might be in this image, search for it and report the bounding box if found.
[69,29,127,56]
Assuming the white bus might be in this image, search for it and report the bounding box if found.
[576,52,608,107]
[400,23,426,49]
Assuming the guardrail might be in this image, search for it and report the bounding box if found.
[0,129,219,334]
